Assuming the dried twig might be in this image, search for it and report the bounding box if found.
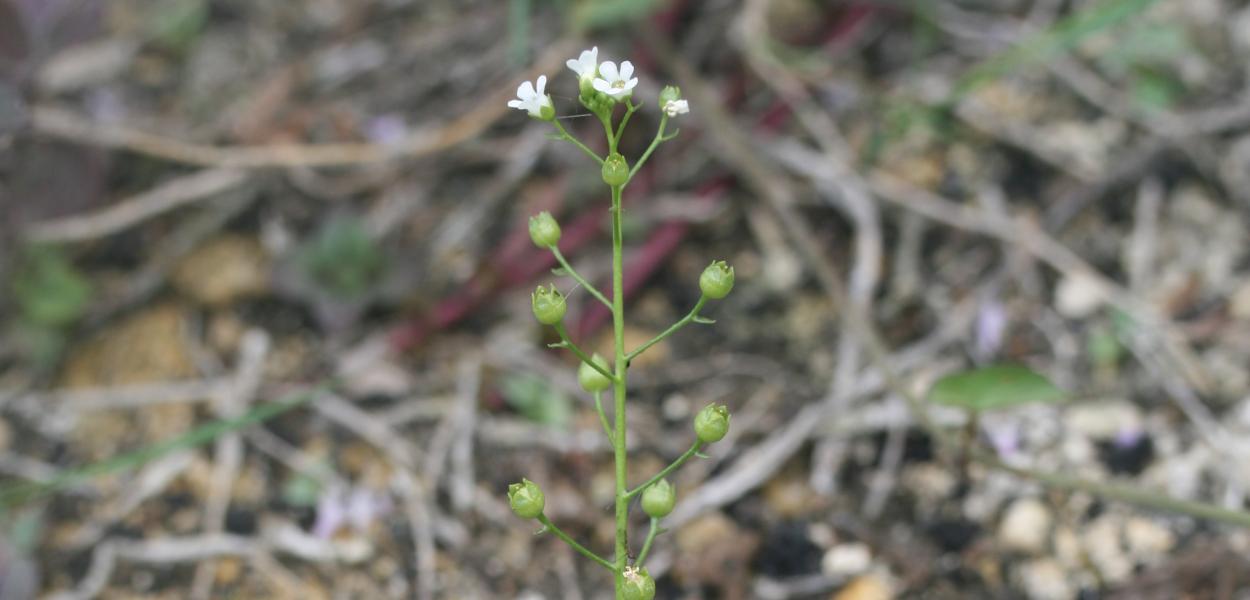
[25,168,249,243]
[28,40,579,169]
[191,330,270,600]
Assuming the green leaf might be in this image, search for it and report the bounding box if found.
[298,217,386,300]
[573,0,662,29]
[11,246,91,328]
[1129,70,1184,111]
[929,364,1066,412]
[148,0,208,50]
[282,472,323,508]
[501,374,572,427]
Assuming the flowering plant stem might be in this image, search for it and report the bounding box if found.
[509,51,724,598]
[610,181,631,591]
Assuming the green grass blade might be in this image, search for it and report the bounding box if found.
[0,383,331,508]
[950,0,1161,101]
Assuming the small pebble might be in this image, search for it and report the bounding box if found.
[822,542,873,577]
[998,498,1052,554]
[1018,558,1074,600]
[1124,517,1174,563]
[1055,273,1105,318]
[831,573,892,600]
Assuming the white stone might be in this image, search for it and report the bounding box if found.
[1124,517,1174,564]
[1019,558,1074,600]
[998,498,1052,554]
[1065,400,1141,438]
[822,542,873,577]
[1055,272,1105,318]
[1082,516,1133,585]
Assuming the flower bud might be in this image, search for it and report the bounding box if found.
[578,353,613,393]
[658,85,682,108]
[641,479,676,518]
[601,153,629,187]
[538,100,556,122]
[622,567,656,600]
[579,76,598,102]
[694,403,730,443]
[699,260,734,300]
[531,284,567,325]
[528,211,561,248]
[507,478,545,519]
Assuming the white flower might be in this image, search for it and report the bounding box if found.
[663,99,689,117]
[592,60,638,99]
[507,75,553,118]
[566,46,599,79]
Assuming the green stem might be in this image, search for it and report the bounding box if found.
[537,514,617,572]
[594,391,614,444]
[977,451,1250,528]
[625,440,701,499]
[551,246,612,310]
[552,120,604,165]
[602,113,619,155]
[627,296,707,362]
[553,323,617,383]
[615,100,639,145]
[610,183,629,594]
[635,517,661,567]
[626,114,671,184]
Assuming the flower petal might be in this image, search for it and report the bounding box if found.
[536,75,547,95]
[624,78,638,90]
[518,80,536,100]
[567,58,582,73]
[599,61,619,81]
[619,61,634,80]
[507,99,527,110]
[592,78,611,93]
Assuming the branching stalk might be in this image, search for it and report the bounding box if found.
[553,323,617,383]
[627,296,707,362]
[635,518,661,567]
[537,514,617,572]
[552,119,604,165]
[626,441,701,499]
[626,115,670,183]
[551,246,612,310]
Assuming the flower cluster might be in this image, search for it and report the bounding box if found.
[509,46,690,121]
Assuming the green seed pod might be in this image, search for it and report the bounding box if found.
[507,478,545,519]
[531,284,567,325]
[601,153,629,187]
[528,211,561,248]
[641,479,676,518]
[658,85,681,108]
[699,260,734,300]
[621,567,656,600]
[578,353,613,393]
[694,403,730,443]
